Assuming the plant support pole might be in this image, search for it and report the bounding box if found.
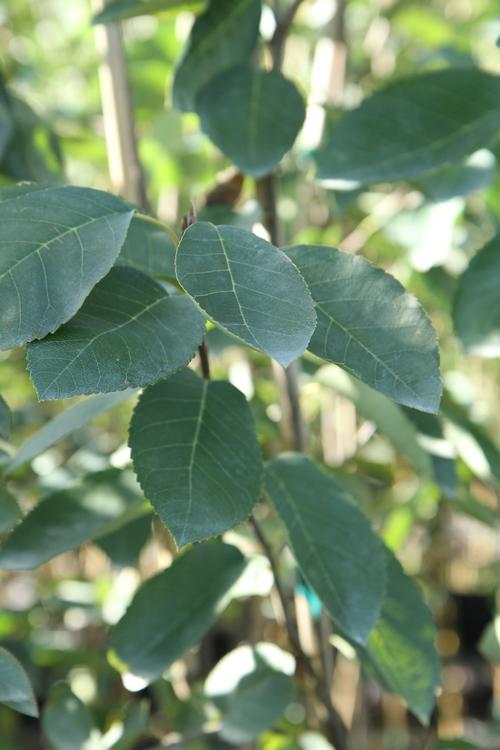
[93,0,149,209]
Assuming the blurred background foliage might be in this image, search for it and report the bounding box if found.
[0,0,499,748]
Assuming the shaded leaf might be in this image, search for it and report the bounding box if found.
[0,647,38,717]
[116,216,177,279]
[403,407,457,495]
[197,65,305,177]
[315,68,500,185]
[176,223,316,367]
[264,453,386,644]
[0,469,148,570]
[130,368,262,547]
[6,389,135,474]
[433,740,478,749]
[286,244,441,412]
[357,547,440,724]
[42,683,96,750]
[27,267,205,399]
[93,0,203,25]
[454,233,500,357]
[0,185,134,350]
[173,0,261,113]
[205,643,295,743]
[479,616,500,665]
[0,485,22,534]
[0,97,13,160]
[96,514,152,568]
[417,149,496,201]
[0,395,10,440]
[110,541,245,682]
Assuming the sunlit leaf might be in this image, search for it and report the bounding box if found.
[197,65,305,177]
[27,267,205,399]
[176,223,316,367]
[264,453,386,644]
[0,469,148,570]
[110,541,245,682]
[0,185,134,350]
[287,245,441,412]
[0,647,38,717]
[356,547,440,724]
[93,0,204,25]
[315,68,500,185]
[173,0,261,112]
[205,643,295,743]
[130,368,262,547]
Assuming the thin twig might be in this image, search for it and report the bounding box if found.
[271,0,306,67]
[198,338,211,380]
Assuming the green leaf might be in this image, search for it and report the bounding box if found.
[0,97,13,160]
[110,540,245,682]
[315,68,500,185]
[42,683,97,750]
[0,395,11,440]
[96,514,152,567]
[0,647,38,717]
[479,616,500,665]
[205,643,295,743]
[130,368,262,547]
[0,185,134,350]
[93,0,204,25]
[358,547,440,724]
[433,741,478,750]
[176,223,316,367]
[172,0,261,113]
[286,244,441,413]
[264,453,386,644]
[403,407,457,496]
[0,485,22,534]
[6,389,135,474]
[0,469,147,570]
[454,233,500,357]
[197,65,305,177]
[417,149,496,201]
[116,216,176,279]
[27,267,205,400]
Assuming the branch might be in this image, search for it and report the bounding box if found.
[271,0,306,68]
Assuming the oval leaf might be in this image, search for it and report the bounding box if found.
[454,233,500,357]
[264,454,386,644]
[0,184,134,350]
[356,547,440,724]
[110,540,245,682]
[176,223,316,367]
[286,244,441,413]
[130,368,262,547]
[315,68,500,185]
[0,469,147,570]
[42,683,96,750]
[27,267,205,400]
[197,65,305,177]
[116,216,177,278]
[205,643,295,743]
[0,647,38,717]
[173,0,261,113]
